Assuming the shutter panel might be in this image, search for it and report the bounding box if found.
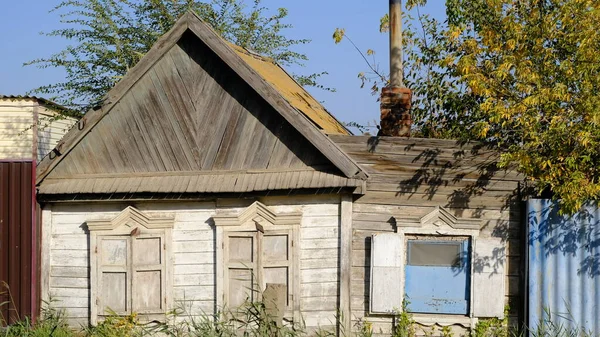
[262,232,292,308]
[473,237,506,318]
[132,234,165,314]
[226,233,257,308]
[97,237,130,315]
[370,233,403,314]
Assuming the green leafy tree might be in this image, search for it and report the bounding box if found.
[27,0,325,112]
[333,3,482,139]
[336,0,600,213]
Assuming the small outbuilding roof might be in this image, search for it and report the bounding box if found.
[0,95,81,118]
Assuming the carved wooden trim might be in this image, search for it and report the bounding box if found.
[87,206,175,232]
[213,201,302,227]
[394,206,482,230]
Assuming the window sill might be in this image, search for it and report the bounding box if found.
[410,314,473,327]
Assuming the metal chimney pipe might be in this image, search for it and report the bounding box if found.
[389,0,403,87]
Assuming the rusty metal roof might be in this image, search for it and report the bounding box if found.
[228,44,349,135]
[38,170,364,195]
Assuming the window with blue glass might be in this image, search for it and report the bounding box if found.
[404,237,470,315]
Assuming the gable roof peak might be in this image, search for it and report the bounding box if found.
[36,10,367,190]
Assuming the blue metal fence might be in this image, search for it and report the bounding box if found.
[528,199,600,334]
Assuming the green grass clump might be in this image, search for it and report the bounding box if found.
[0,306,76,337]
[0,299,596,337]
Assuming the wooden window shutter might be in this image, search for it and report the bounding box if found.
[370,233,404,314]
[97,236,130,316]
[472,237,506,318]
[225,233,258,308]
[132,234,166,314]
[261,231,292,308]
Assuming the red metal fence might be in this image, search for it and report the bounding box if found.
[0,161,35,325]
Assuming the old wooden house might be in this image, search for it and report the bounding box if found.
[0,95,77,324]
[35,12,524,335]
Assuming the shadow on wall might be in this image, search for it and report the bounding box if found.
[358,136,525,317]
[528,199,600,333]
[529,200,600,278]
[0,122,32,159]
[365,136,521,216]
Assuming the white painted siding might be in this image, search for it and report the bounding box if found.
[0,102,33,160]
[0,98,76,161]
[37,106,76,161]
[45,195,342,329]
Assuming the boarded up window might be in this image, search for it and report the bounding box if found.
[87,207,174,324]
[370,233,404,314]
[98,237,130,315]
[96,233,166,318]
[370,234,473,315]
[224,230,293,310]
[472,237,505,318]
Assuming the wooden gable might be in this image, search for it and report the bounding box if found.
[37,13,367,195]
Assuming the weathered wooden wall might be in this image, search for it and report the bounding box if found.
[331,135,524,336]
[42,195,342,330]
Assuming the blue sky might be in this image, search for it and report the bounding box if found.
[0,0,446,133]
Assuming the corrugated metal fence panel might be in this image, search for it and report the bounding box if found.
[0,161,33,325]
[528,199,600,334]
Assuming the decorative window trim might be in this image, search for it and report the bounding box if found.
[395,207,481,321]
[371,206,505,322]
[87,206,174,325]
[213,201,302,322]
[394,206,483,232]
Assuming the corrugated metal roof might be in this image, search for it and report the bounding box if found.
[0,95,82,118]
[0,94,45,101]
[38,170,364,195]
[229,44,349,135]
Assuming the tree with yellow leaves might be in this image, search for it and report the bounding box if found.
[337,0,600,213]
[449,0,600,213]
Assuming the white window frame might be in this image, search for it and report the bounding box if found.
[213,201,301,322]
[87,206,174,325]
[370,206,506,325]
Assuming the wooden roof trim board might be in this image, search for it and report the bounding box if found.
[36,11,367,186]
[38,171,366,195]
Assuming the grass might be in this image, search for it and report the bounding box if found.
[0,295,594,337]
